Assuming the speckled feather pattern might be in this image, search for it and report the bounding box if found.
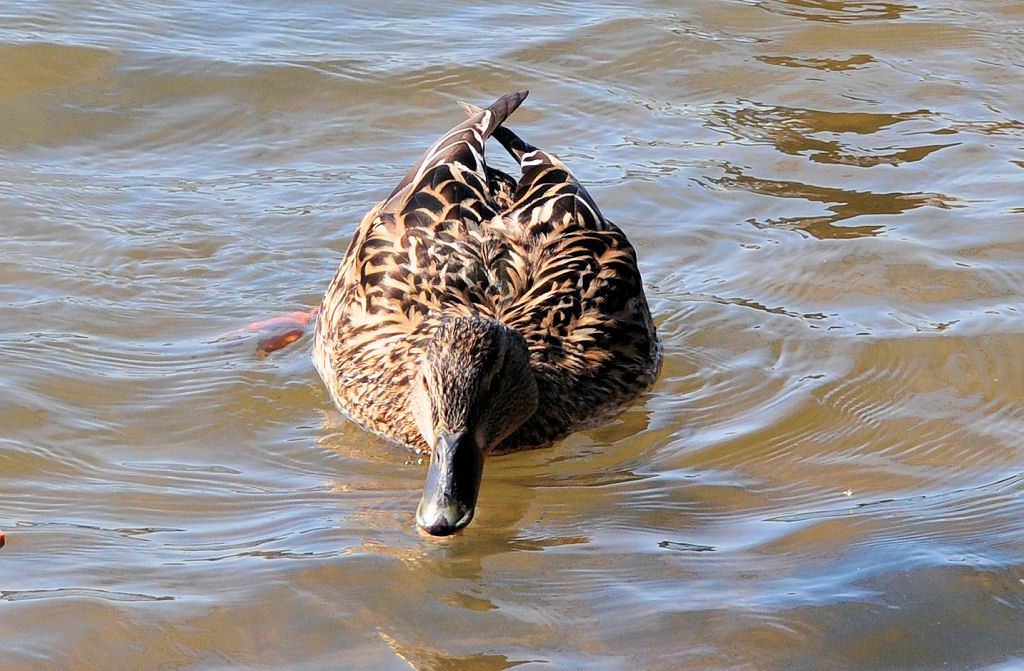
[313,91,660,453]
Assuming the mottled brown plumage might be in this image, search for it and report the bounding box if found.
[312,91,660,534]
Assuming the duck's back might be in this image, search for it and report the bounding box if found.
[313,92,660,452]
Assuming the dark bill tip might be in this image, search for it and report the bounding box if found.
[414,431,484,536]
[415,499,474,537]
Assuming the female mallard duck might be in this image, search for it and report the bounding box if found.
[313,91,660,535]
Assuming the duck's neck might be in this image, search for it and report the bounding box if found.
[411,316,538,535]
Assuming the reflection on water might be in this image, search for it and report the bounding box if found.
[757,0,916,24]
[707,102,957,167]
[2,0,1024,668]
[757,53,875,71]
[710,163,955,238]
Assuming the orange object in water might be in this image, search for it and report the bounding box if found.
[256,329,305,357]
[245,307,319,333]
[215,307,320,357]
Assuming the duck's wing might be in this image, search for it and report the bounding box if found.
[482,125,660,438]
[493,125,610,233]
[318,91,529,340]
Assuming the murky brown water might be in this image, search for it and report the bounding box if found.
[3,1,1024,669]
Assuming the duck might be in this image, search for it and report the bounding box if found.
[312,91,660,536]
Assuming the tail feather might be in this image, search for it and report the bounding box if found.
[458,100,545,167]
[455,101,610,233]
[382,91,528,215]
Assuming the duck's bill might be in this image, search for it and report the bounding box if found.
[415,430,484,536]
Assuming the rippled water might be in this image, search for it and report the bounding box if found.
[3,1,1024,669]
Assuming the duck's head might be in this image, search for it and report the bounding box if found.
[409,316,538,536]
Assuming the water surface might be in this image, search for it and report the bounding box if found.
[2,1,1024,669]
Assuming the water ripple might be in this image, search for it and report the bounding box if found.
[3,0,1024,668]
